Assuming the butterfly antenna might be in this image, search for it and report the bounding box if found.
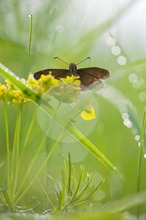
[27,13,33,75]
[76,57,91,65]
[54,57,69,65]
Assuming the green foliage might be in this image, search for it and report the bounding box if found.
[38,154,105,213]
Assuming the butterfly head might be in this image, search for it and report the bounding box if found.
[69,63,78,76]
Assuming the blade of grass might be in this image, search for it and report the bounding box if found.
[74,173,96,201]
[75,179,105,205]
[137,111,146,218]
[67,153,72,196]
[37,178,55,210]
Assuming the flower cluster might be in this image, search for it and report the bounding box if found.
[0,80,30,104]
[0,74,96,120]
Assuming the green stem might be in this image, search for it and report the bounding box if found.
[137,112,146,191]
[18,108,37,165]
[38,178,55,209]
[27,13,32,74]
[0,192,8,207]
[11,104,22,202]
[137,111,146,217]
[3,101,10,189]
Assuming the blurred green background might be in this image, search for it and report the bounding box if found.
[0,0,146,216]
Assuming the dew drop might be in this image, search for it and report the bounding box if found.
[139,92,146,101]
[135,135,140,141]
[117,56,127,65]
[128,73,138,83]
[16,76,20,80]
[123,118,132,128]
[122,112,129,120]
[106,36,116,47]
[111,46,121,56]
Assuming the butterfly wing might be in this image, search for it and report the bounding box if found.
[34,69,69,80]
[77,67,110,88]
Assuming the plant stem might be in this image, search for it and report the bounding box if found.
[11,104,22,202]
[18,108,37,166]
[3,101,10,189]
[27,13,32,75]
[137,111,146,217]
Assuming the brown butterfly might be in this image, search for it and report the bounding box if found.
[33,57,110,90]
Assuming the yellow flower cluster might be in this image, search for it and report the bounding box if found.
[0,80,29,104]
[0,74,96,120]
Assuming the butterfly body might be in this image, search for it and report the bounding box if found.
[34,63,110,89]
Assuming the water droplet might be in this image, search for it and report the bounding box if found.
[122,112,129,120]
[5,68,8,72]
[139,92,146,101]
[20,78,26,84]
[111,46,121,56]
[117,56,127,65]
[128,73,138,83]
[123,118,132,128]
[135,135,140,141]
[133,79,145,89]
[106,36,116,47]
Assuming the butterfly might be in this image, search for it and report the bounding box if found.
[33,57,110,90]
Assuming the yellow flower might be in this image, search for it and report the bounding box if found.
[60,75,80,85]
[0,85,7,100]
[81,105,96,120]
[7,89,24,104]
[38,74,59,93]
[26,74,39,92]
